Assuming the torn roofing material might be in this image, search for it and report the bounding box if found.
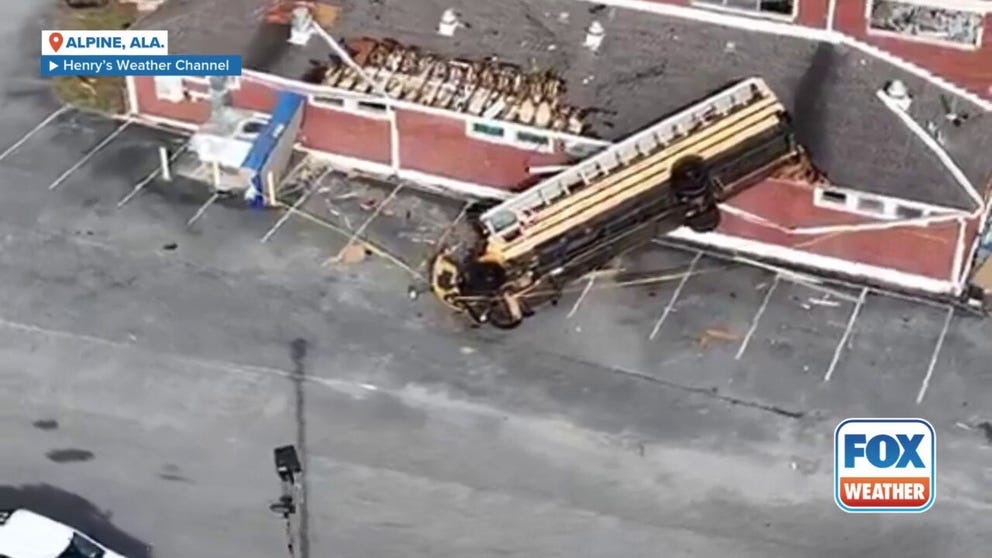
[140,0,992,210]
[324,38,589,134]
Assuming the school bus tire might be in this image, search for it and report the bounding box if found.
[486,299,524,330]
[688,206,721,233]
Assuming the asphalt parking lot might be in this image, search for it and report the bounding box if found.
[3,107,987,425]
[266,164,986,420]
[2,106,992,557]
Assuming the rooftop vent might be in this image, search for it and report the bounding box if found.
[289,6,314,46]
[882,80,911,112]
[208,76,233,113]
[438,9,459,36]
[584,21,605,51]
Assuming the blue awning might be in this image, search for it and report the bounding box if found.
[241,91,305,174]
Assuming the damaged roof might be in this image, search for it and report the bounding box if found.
[135,0,331,81]
[141,0,992,210]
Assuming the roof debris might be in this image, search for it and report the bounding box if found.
[265,0,340,26]
[323,38,589,134]
[870,1,982,46]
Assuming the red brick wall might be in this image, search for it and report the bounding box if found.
[395,109,572,191]
[298,104,391,164]
[834,1,992,100]
[796,0,829,28]
[231,78,280,113]
[720,178,967,280]
[133,76,210,124]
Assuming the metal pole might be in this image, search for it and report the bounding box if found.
[159,145,172,182]
[283,511,297,558]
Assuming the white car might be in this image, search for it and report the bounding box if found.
[0,509,125,558]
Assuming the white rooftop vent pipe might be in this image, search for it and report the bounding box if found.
[289,6,315,46]
[883,80,911,112]
[584,21,605,51]
[438,9,460,37]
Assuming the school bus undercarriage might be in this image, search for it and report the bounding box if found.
[430,78,815,329]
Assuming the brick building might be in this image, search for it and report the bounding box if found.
[128,0,992,299]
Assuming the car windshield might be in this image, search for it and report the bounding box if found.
[57,534,105,558]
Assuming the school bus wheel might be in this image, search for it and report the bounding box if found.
[687,206,721,233]
[486,298,524,330]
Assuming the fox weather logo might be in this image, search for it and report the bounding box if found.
[834,418,935,513]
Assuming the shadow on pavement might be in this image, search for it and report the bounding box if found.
[0,483,151,558]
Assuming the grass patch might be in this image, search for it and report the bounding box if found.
[53,0,138,114]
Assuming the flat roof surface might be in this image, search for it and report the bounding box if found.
[140,0,992,209]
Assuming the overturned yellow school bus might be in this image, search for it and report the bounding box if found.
[430,78,809,329]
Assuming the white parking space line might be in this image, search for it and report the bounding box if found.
[186,192,220,228]
[567,276,596,319]
[648,252,701,340]
[324,182,404,266]
[261,188,316,244]
[0,106,71,163]
[260,163,331,243]
[824,287,868,382]
[433,201,471,249]
[48,121,132,190]
[417,201,473,273]
[736,274,780,360]
[117,141,190,208]
[916,306,954,404]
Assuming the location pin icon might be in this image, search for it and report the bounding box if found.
[49,32,63,53]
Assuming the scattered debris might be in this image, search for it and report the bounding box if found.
[397,231,435,243]
[883,79,912,112]
[955,421,971,431]
[808,296,840,308]
[789,456,819,475]
[557,11,569,23]
[584,21,605,52]
[699,327,740,348]
[978,421,992,443]
[940,94,969,127]
[337,242,368,264]
[437,8,462,37]
[332,191,359,202]
[870,1,982,46]
[65,0,109,7]
[360,198,379,211]
[32,419,59,430]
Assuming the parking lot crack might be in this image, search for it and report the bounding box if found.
[554,353,807,420]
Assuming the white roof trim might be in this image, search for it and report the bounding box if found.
[666,227,962,293]
[876,90,985,211]
[720,202,970,235]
